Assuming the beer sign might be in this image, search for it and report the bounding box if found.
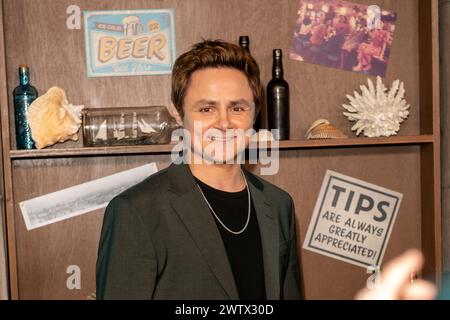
[84,9,176,77]
[303,170,402,268]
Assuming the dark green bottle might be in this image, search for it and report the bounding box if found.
[239,36,263,131]
[13,65,37,149]
[267,49,289,140]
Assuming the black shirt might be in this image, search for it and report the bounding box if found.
[195,178,266,300]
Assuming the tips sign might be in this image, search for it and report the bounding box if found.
[303,170,402,268]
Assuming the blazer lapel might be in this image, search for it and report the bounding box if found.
[245,171,280,300]
[168,164,239,300]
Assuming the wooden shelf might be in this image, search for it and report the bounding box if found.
[9,135,435,159]
[277,135,434,149]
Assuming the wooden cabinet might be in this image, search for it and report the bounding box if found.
[0,0,441,299]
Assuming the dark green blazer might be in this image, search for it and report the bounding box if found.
[96,163,302,300]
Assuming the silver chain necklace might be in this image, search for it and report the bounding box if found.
[196,171,251,235]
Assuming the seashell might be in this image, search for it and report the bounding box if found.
[306,119,347,140]
[251,129,275,143]
[342,76,410,138]
[27,86,84,149]
[86,291,96,300]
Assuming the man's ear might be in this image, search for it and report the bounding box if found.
[168,103,183,126]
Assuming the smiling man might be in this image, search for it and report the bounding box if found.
[96,40,302,300]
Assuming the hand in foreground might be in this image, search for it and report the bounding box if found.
[355,249,437,300]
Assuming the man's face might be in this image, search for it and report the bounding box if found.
[180,68,255,164]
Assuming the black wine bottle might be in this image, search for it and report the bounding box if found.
[239,36,250,52]
[267,49,289,140]
[239,36,263,131]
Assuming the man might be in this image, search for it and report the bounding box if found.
[96,40,302,300]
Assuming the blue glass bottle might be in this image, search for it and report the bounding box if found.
[13,65,38,149]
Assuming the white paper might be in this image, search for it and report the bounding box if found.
[20,162,158,230]
[303,170,402,268]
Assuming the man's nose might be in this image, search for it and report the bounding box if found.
[216,109,231,130]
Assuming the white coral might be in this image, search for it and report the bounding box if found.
[343,76,410,138]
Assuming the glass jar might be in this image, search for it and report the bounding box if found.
[82,106,175,147]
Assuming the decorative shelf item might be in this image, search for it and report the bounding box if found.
[27,86,84,149]
[343,76,410,138]
[82,106,177,147]
[305,119,348,140]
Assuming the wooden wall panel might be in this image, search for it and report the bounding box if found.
[1,0,438,300]
[0,0,9,300]
[11,146,421,299]
[250,146,422,299]
[12,155,172,299]
[3,0,421,150]
[420,143,441,280]
[440,0,450,273]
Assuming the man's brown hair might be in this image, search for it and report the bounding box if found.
[171,39,263,119]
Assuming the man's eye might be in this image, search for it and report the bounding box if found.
[199,107,213,113]
[231,106,245,112]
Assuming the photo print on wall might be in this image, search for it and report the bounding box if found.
[290,0,397,77]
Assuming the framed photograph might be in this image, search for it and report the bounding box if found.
[84,9,176,77]
[290,0,397,77]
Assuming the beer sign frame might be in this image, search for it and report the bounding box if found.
[83,9,176,77]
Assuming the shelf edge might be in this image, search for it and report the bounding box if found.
[9,135,435,159]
